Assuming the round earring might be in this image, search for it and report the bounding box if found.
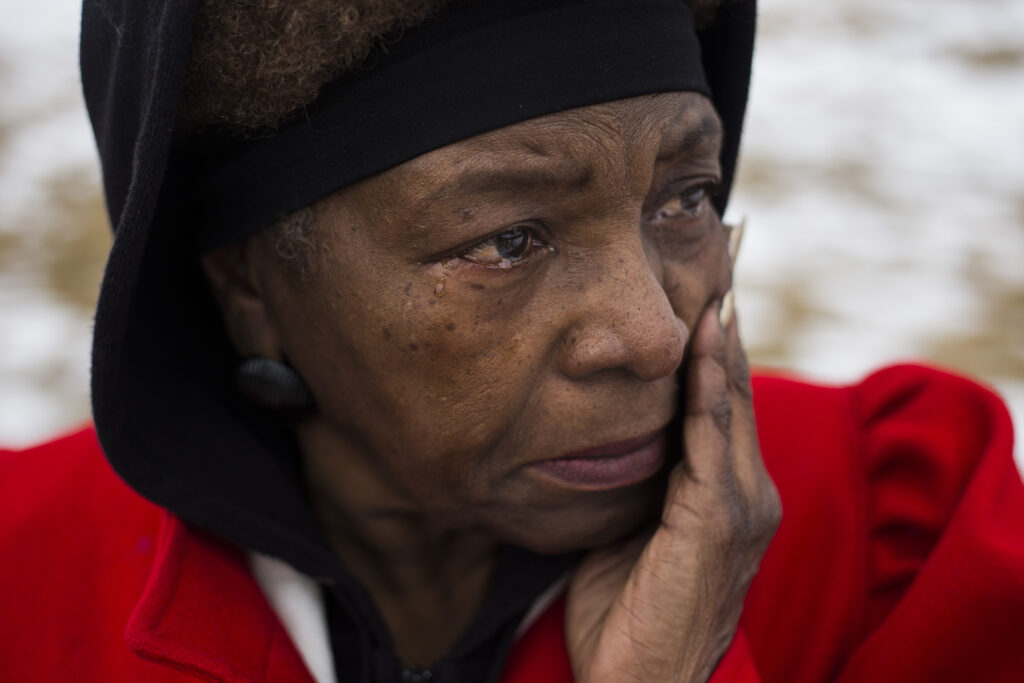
[236,357,314,413]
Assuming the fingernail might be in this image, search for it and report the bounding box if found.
[728,215,746,268]
[719,289,735,328]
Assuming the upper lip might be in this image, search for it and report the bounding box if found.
[549,428,665,461]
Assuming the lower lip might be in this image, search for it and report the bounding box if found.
[529,433,668,490]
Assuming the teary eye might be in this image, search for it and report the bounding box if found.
[459,224,547,269]
[654,181,720,221]
[495,227,531,259]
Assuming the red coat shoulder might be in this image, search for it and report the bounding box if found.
[745,363,1024,683]
[0,427,173,680]
[4,365,1022,682]
[1,425,160,531]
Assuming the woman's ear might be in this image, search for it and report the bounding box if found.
[200,237,283,360]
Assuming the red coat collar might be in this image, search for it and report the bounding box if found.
[122,512,575,683]
[125,512,315,682]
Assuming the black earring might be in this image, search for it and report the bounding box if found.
[236,357,314,413]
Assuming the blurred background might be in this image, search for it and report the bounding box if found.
[1,0,1022,473]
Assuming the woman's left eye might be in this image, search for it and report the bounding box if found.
[458,224,547,269]
[654,181,719,221]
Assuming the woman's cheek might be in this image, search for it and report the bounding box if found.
[373,276,539,382]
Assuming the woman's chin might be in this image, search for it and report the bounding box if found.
[494,475,666,555]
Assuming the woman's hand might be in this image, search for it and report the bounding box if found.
[565,291,781,682]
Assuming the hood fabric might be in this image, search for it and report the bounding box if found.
[81,0,757,680]
[185,0,711,251]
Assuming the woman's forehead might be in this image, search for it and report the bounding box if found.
[377,92,721,197]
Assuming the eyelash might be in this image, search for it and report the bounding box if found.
[652,180,722,222]
[449,179,719,269]
[454,222,551,270]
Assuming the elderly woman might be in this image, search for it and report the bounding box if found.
[2,0,1022,681]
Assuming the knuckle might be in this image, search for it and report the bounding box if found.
[752,479,783,543]
[710,393,733,434]
[709,487,752,552]
[764,482,783,531]
[683,359,731,427]
[734,346,751,378]
[727,349,753,399]
[696,354,728,391]
[729,368,753,401]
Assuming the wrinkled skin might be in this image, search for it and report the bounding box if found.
[204,92,780,676]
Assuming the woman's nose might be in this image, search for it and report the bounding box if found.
[557,244,688,382]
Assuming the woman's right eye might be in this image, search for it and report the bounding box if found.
[458,224,549,269]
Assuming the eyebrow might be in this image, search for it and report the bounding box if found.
[424,158,595,204]
[421,110,723,205]
[656,112,723,163]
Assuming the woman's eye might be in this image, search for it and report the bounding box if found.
[654,182,718,221]
[459,224,545,269]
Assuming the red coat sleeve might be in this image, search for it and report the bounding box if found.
[838,365,1024,681]
[707,630,761,682]
[744,364,1024,683]
[504,365,1023,683]
[499,597,762,683]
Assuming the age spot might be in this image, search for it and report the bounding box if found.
[446,322,456,331]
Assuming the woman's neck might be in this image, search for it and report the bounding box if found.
[297,422,500,667]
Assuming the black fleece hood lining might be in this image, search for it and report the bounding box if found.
[83,0,756,675]
[187,0,709,250]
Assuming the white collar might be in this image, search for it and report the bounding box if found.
[249,552,569,681]
[249,552,338,683]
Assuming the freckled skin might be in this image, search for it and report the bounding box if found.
[202,92,732,664]
[208,91,729,554]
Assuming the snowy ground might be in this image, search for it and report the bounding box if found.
[723,0,1024,472]
[1,0,1022,474]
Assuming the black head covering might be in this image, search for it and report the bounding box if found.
[82,0,756,582]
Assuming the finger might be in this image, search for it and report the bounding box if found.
[678,303,732,486]
[728,216,746,268]
[723,294,781,535]
[662,300,746,539]
[718,216,745,328]
[718,219,771,514]
[723,291,752,400]
[720,217,754,470]
[722,293,760,495]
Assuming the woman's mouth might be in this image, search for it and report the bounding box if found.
[528,430,668,490]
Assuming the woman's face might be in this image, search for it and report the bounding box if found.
[227,92,729,553]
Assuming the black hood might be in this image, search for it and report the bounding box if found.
[82,0,756,591]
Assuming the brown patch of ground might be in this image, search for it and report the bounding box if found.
[742,278,830,370]
[951,46,1024,70]
[36,172,111,312]
[926,252,1024,380]
[839,6,887,38]
[0,170,111,313]
[737,155,894,209]
[734,154,790,202]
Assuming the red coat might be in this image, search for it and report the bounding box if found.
[3,364,1022,682]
